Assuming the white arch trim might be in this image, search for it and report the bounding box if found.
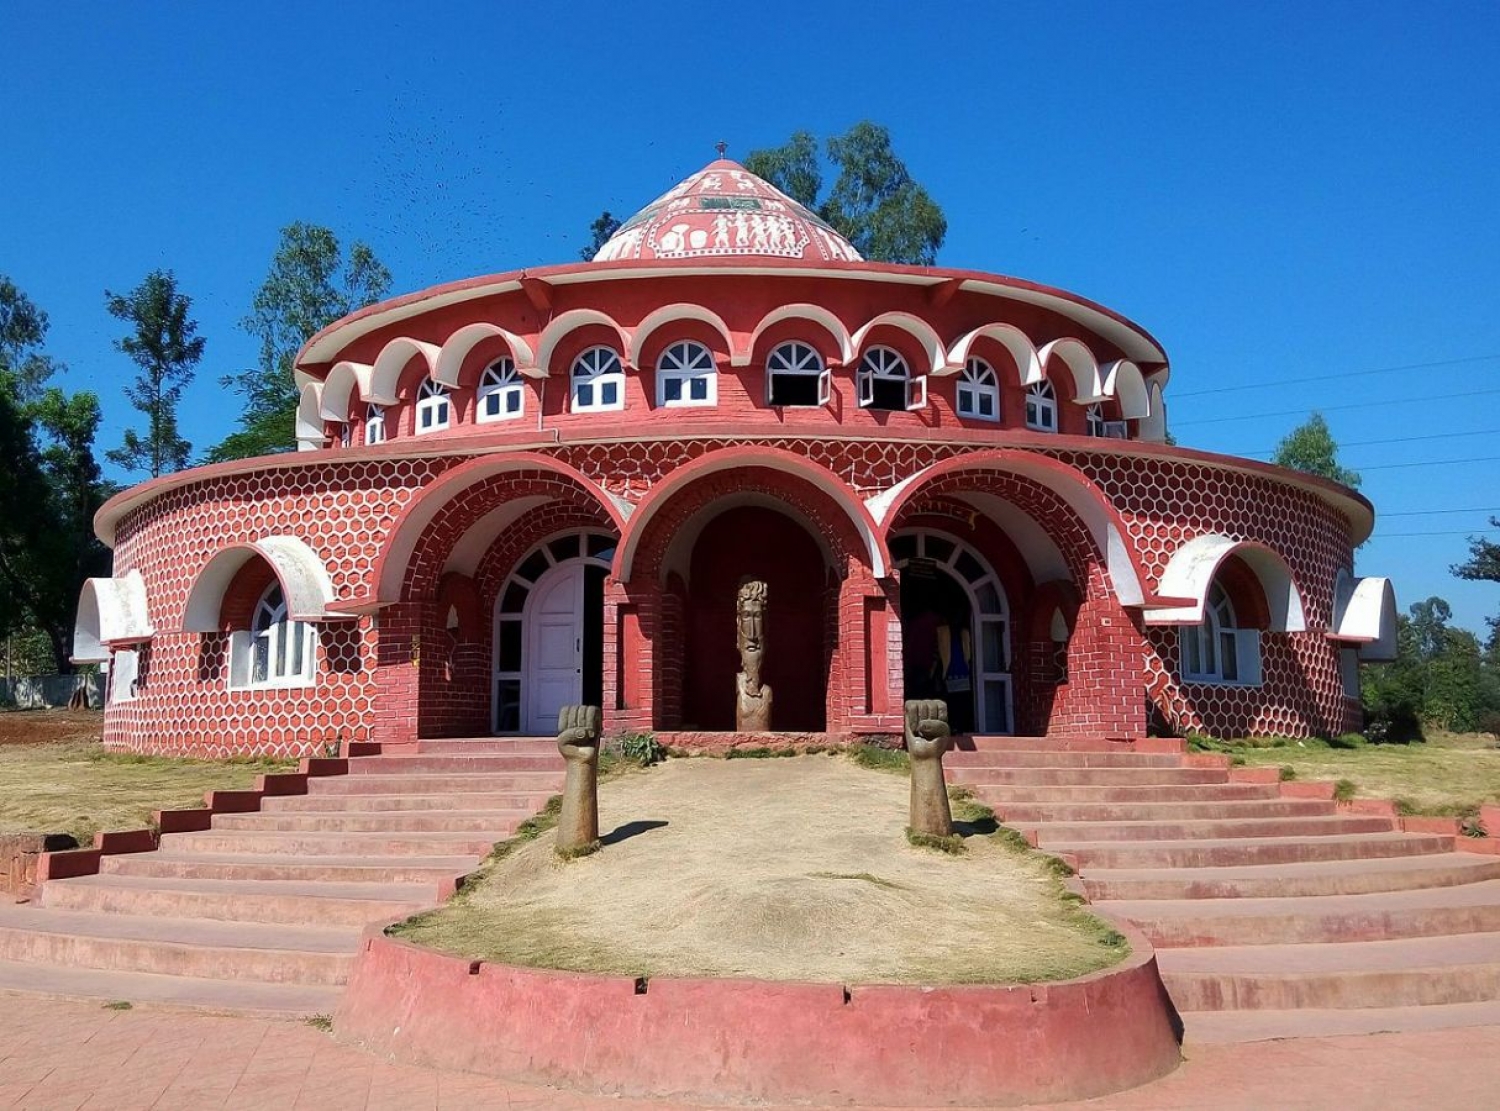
[182,536,342,633]
[1100,359,1151,419]
[628,303,740,368]
[72,570,153,664]
[319,361,373,421]
[1037,338,1102,403]
[749,304,854,364]
[1138,381,1168,443]
[535,309,632,373]
[945,323,1043,384]
[1146,535,1307,632]
[849,311,948,375]
[435,323,539,385]
[368,337,440,405]
[1332,570,1397,661]
[296,382,326,451]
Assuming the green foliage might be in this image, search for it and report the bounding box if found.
[101,1000,133,1011]
[905,827,966,854]
[1333,778,1358,802]
[209,224,391,461]
[1329,732,1368,749]
[1278,765,1297,781]
[580,211,622,261]
[744,122,947,265]
[724,745,797,759]
[1271,412,1361,487]
[303,1013,333,1031]
[0,276,63,402]
[1362,598,1500,736]
[611,731,665,767]
[104,270,204,477]
[848,742,910,774]
[1452,518,1500,653]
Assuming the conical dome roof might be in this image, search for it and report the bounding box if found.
[593,159,863,264]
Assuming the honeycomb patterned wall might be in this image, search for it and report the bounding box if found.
[100,438,1359,755]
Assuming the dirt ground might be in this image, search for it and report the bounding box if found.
[0,708,102,747]
[397,754,1127,986]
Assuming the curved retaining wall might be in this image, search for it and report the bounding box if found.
[336,926,1182,1106]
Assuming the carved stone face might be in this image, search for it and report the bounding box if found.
[736,585,767,686]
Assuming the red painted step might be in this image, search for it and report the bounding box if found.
[1055,832,1452,870]
[1082,854,1500,901]
[1025,815,1397,844]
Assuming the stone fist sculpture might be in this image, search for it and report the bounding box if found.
[905,699,954,838]
[555,704,602,855]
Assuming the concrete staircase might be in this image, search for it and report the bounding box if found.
[952,736,1500,1043]
[0,738,563,1015]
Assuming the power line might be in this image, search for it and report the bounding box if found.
[1172,354,1500,399]
[1380,507,1500,517]
[1173,387,1500,426]
[1374,529,1500,537]
[1228,428,1500,458]
[1350,455,1500,472]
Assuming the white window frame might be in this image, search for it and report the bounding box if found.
[365,403,387,445]
[1181,584,1262,686]
[857,345,926,411]
[108,648,141,704]
[476,358,525,423]
[766,340,830,407]
[415,379,452,433]
[956,357,1000,422]
[338,421,353,448]
[655,340,717,408]
[1086,403,1105,437]
[570,346,625,413]
[1025,381,1058,432]
[230,582,316,690]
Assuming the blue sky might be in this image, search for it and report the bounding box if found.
[3,1,1497,634]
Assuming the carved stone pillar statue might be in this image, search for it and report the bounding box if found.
[905,699,954,837]
[555,704,602,855]
[735,579,773,731]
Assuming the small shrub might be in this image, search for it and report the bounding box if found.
[1461,815,1489,839]
[906,828,966,854]
[1329,732,1367,750]
[1333,779,1358,802]
[614,732,665,767]
[725,745,774,759]
[304,1013,333,1032]
[1231,755,1246,766]
[849,743,910,774]
[102,1000,133,1011]
[1278,765,1297,781]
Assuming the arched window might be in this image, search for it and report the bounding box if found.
[956,358,1000,422]
[1025,381,1057,432]
[766,340,830,407]
[1087,402,1129,439]
[232,583,315,688]
[656,340,717,407]
[476,358,525,423]
[571,346,625,413]
[415,379,451,433]
[858,346,925,411]
[1181,583,1261,685]
[365,403,387,445]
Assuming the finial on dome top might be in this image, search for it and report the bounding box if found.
[715,140,728,158]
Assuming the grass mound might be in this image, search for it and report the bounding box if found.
[393,755,1126,986]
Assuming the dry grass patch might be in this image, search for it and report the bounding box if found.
[395,755,1126,986]
[1226,731,1500,815]
[0,736,295,844]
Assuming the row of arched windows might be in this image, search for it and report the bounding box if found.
[336,340,1131,445]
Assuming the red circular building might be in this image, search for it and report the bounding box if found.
[76,159,1397,756]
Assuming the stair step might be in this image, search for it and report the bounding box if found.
[414,737,557,755]
[264,791,555,813]
[103,852,479,885]
[947,766,1229,786]
[40,873,431,928]
[1157,932,1500,1010]
[1059,832,1452,869]
[0,905,356,984]
[968,783,1280,804]
[1102,881,1500,946]
[944,750,1186,768]
[953,736,1182,754]
[1083,854,1500,901]
[1182,1000,1500,1043]
[307,773,562,795]
[995,799,1335,823]
[211,809,533,833]
[1027,815,1395,844]
[347,754,564,774]
[158,830,504,857]
[0,957,343,1017]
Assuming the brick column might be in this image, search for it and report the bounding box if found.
[1050,597,1147,738]
[372,601,424,747]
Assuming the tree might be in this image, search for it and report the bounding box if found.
[0,275,62,401]
[1271,412,1361,487]
[209,224,391,462]
[104,270,204,477]
[744,122,947,265]
[1452,518,1500,651]
[580,211,622,261]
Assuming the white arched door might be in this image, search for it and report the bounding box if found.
[524,564,584,734]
